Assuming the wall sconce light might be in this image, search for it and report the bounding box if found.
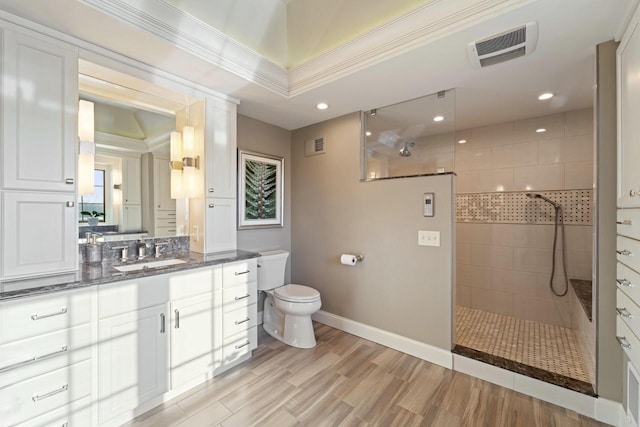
[170,125,199,199]
[78,100,95,196]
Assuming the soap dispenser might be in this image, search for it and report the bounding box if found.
[85,234,102,265]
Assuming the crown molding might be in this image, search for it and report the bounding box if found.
[80,0,289,96]
[80,0,536,98]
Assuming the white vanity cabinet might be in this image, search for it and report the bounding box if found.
[221,259,258,365]
[201,97,238,253]
[618,8,640,208]
[1,27,78,192]
[0,288,93,426]
[1,192,78,278]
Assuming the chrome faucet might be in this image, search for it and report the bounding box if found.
[112,246,129,263]
[154,242,168,258]
[137,242,149,260]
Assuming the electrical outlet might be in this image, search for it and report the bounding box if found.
[418,230,440,247]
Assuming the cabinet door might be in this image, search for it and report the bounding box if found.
[2,29,78,192]
[123,157,142,204]
[205,197,237,253]
[154,158,175,211]
[205,100,237,198]
[98,303,169,424]
[122,204,142,231]
[2,192,77,278]
[618,17,640,207]
[170,293,219,389]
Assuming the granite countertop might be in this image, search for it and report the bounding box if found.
[0,250,261,302]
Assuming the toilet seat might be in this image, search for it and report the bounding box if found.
[274,284,320,303]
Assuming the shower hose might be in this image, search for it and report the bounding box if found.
[550,206,569,297]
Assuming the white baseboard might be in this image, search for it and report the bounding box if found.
[312,310,452,369]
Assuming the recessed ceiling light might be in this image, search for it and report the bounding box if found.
[366,131,372,136]
[536,128,546,133]
[538,92,554,100]
[316,102,328,110]
[433,115,444,122]
[458,139,467,144]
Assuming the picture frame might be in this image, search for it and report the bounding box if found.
[238,150,284,229]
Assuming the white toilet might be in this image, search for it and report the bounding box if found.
[258,250,322,349]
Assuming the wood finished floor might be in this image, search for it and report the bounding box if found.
[124,322,608,427]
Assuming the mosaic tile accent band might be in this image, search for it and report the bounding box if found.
[456,189,592,225]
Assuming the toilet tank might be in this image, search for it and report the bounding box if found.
[257,250,289,291]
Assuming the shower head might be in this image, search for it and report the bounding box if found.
[526,193,560,208]
[398,141,415,157]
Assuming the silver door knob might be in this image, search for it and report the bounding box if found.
[208,188,214,193]
[209,204,214,208]
[631,189,637,197]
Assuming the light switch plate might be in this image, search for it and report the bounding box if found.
[418,230,440,247]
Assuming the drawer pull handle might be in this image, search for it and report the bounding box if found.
[618,220,633,225]
[235,341,251,349]
[32,384,68,402]
[617,278,633,287]
[168,213,176,216]
[31,307,67,321]
[617,249,632,256]
[235,294,250,301]
[209,204,215,208]
[235,317,250,325]
[617,336,632,349]
[617,307,633,318]
[65,178,74,184]
[0,346,68,373]
[208,188,214,193]
[160,313,166,334]
[234,270,250,276]
[175,309,180,329]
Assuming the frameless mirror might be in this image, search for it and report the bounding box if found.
[362,89,456,180]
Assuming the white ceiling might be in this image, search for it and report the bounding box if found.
[0,0,634,131]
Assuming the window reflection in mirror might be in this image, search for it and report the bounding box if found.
[79,169,106,223]
[362,89,456,180]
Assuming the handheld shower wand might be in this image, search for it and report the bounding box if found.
[526,193,568,297]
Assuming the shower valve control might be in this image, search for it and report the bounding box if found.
[423,193,434,217]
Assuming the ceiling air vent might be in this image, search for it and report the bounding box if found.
[468,22,538,68]
[304,137,325,157]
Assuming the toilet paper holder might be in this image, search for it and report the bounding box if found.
[340,253,364,265]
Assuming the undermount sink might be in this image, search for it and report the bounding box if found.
[113,258,187,272]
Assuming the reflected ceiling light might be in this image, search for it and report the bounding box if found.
[538,92,554,100]
[458,139,467,144]
[366,131,372,136]
[433,115,444,122]
[536,128,546,133]
[316,102,328,110]
[170,125,199,199]
[78,100,95,196]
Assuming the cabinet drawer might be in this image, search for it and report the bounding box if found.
[618,317,640,369]
[0,289,91,344]
[618,209,640,240]
[155,210,177,220]
[0,359,91,426]
[222,259,257,287]
[222,281,257,312]
[222,326,257,365]
[20,395,91,427]
[0,323,91,389]
[617,235,640,273]
[169,266,220,300]
[223,304,257,339]
[156,217,178,228]
[617,262,640,303]
[617,289,640,339]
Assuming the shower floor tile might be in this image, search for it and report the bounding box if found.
[455,306,593,389]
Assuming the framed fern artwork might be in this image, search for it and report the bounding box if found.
[238,150,284,229]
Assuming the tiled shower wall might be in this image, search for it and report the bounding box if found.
[455,108,593,328]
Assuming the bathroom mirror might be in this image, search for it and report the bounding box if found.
[78,60,197,241]
[361,89,456,180]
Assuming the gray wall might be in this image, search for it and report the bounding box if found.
[595,40,622,401]
[237,114,292,283]
[291,112,455,349]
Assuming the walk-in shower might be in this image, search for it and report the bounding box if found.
[526,193,569,297]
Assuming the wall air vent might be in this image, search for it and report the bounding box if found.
[468,22,538,68]
[304,137,325,156]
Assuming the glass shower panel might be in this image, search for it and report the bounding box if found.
[362,89,456,180]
